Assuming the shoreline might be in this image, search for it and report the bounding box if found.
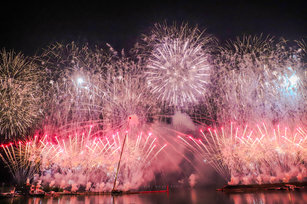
[217,181,307,193]
[0,186,170,198]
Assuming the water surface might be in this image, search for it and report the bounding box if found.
[1,188,307,204]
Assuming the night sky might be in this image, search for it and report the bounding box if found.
[0,0,306,56]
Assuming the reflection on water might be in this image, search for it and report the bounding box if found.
[1,189,307,204]
[229,191,307,204]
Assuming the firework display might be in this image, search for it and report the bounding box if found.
[102,55,158,130]
[141,23,216,109]
[39,130,166,191]
[38,43,159,134]
[0,22,306,192]
[179,123,307,185]
[37,43,111,134]
[214,35,306,125]
[0,139,41,185]
[0,50,44,139]
[0,127,166,191]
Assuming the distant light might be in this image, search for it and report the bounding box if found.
[77,77,84,85]
[289,75,299,87]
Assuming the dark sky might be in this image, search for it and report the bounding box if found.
[0,0,306,56]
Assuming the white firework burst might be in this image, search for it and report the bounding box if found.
[143,23,216,109]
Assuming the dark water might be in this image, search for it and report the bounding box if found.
[1,189,307,204]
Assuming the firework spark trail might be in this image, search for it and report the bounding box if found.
[0,49,44,139]
[179,123,307,185]
[141,22,216,110]
[214,35,307,126]
[0,139,45,185]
